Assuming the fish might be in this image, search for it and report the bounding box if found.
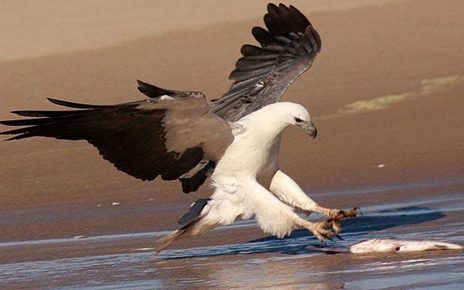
[350,238,463,253]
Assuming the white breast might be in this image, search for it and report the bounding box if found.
[213,119,281,182]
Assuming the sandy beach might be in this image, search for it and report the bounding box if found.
[1,0,463,288]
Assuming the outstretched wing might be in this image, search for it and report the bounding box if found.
[0,92,233,183]
[211,3,321,121]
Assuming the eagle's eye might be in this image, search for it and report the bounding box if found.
[294,117,303,123]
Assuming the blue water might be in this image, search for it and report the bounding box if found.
[1,179,463,289]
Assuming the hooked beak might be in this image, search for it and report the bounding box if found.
[301,121,318,139]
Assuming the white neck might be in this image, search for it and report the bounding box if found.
[213,103,295,181]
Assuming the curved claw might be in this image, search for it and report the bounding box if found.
[321,217,343,241]
[331,207,362,221]
[318,232,334,243]
[332,219,342,234]
[308,220,338,242]
[344,207,361,218]
[313,208,361,242]
[319,236,332,243]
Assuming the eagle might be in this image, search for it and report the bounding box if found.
[0,4,359,252]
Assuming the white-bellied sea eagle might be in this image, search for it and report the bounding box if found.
[0,3,359,252]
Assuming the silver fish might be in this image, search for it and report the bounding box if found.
[350,238,463,253]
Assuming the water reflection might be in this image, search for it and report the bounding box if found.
[1,190,463,289]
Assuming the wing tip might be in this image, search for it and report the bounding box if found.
[266,3,278,11]
[136,79,177,99]
[0,129,28,141]
[46,97,110,109]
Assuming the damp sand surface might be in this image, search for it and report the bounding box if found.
[1,179,464,289]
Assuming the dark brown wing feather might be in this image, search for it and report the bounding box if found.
[211,3,321,121]
[0,95,232,183]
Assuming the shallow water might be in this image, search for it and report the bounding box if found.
[1,179,463,289]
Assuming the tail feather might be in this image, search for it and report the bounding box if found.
[155,198,215,253]
[156,229,187,253]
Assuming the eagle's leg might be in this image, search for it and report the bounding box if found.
[294,218,339,242]
[269,170,360,231]
[312,206,361,221]
[240,181,339,241]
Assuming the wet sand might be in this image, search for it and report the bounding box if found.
[1,180,464,288]
[1,0,463,288]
